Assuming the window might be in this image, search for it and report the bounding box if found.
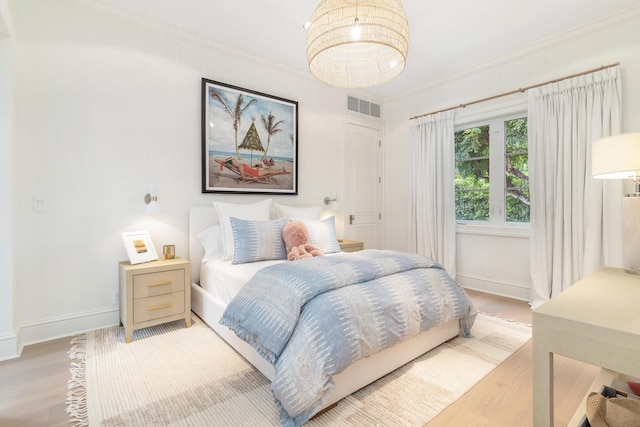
[455,115,529,224]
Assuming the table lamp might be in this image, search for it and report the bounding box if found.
[592,133,640,274]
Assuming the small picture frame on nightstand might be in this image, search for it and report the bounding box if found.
[122,231,159,264]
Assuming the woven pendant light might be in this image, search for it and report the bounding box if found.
[306,0,409,88]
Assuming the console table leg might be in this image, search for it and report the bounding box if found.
[533,337,554,426]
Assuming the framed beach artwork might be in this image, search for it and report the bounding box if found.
[201,78,298,194]
[122,231,159,265]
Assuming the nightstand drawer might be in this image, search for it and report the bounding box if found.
[133,269,185,299]
[133,291,185,323]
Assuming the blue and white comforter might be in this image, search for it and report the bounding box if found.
[220,249,476,426]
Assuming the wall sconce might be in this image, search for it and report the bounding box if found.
[144,184,160,215]
[324,190,339,210]
[592,133,640,274]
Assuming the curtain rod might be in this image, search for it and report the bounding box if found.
[409,62,620,121]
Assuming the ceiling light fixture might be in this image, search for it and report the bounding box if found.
[306,0,409,88]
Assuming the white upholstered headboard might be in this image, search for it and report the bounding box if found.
[189,207,219,285]
[189,202,298,283]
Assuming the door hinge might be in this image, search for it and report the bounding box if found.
[379,213,381,220]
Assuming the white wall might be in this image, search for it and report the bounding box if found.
[384,7,640,300]
[2,0,363,358]
[0,7,16,360]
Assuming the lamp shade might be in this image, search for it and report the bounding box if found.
[592,133,640,179]
[306,0,409,88]
[592,133,640,274]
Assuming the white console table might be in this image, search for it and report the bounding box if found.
[532,267,640,426]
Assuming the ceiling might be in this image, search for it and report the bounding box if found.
[97,0,640,98]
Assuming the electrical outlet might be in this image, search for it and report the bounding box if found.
[33,198,45,212]
[113,290,119,305]
[485,267,493,278]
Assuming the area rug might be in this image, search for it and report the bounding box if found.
[67,313,531,426]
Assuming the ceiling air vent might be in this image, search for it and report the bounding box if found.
[347,95,381,119]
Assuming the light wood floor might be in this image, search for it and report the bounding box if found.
[0,290,598,427]
[429,290,598,427]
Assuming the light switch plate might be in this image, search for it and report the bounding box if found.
[33,198,45,212]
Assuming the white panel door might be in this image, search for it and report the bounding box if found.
[345,121,383,249]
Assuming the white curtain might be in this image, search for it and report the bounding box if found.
[408,111,456,276]
[529,66,622,308]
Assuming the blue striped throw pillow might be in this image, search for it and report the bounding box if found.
[230,217,287,264]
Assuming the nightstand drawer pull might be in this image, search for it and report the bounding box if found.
[148,303,172,311]
[147,280,172,287]
[133,269,185,298]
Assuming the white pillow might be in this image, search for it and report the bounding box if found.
[230,217,287,264]
[297,216,341,254]
[275,203,321,220]
[196,225,224,262]
[214,199,273,260]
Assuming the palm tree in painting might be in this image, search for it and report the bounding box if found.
[209,88,257,160]
[260,112,284,160]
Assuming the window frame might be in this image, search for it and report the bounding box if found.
[454,108,529,233]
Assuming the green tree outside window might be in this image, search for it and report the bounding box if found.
[455,117,529,223]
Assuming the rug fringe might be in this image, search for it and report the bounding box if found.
[479,311,532,327]
[66,334,89,427]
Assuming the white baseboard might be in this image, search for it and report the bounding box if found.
[0,332,20,362]
[0,307,119,361]
[456,273,531,302]
[0,279,526,361]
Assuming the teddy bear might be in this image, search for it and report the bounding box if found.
[282,221,324,261]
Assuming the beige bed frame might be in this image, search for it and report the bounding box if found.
[188,206,459,410]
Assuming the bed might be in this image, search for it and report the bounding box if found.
[189,203,476,426]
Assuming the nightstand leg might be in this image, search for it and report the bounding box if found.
[125,335,132,343]
[185,318,192,328]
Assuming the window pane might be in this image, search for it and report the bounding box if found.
[506,188,530,222]
[455,125,490,160]
[506,118,527,152]
[455,125,490,221]
[455,189,489,221]
[504,118,529,222]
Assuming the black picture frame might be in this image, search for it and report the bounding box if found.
[201,78,298,194]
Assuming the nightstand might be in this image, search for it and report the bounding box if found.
[119,257,191,343]
[339,239,364,252]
